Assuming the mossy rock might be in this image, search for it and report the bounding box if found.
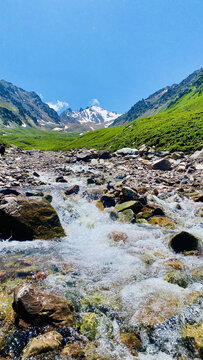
[0,195,65,240]
[149,216,175,228]
[117,209,135,223]
[79,312,113,341]
[136,218,148,224]
[164,271,190,288]
[115,200,142,214]
[182,324,203,357]
[136,211,152,219]
[80,313,99,340]
[0,292,14,323]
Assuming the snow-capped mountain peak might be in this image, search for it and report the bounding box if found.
[60,105,122,131]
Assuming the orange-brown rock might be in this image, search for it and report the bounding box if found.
[61,343,85,358]
[13,284,74,327]
[120,332,141,355]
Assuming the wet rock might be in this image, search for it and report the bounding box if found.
[163,260,183,270]
[115,200,143,214]
[94,200,104,211]
[182,324,203,358]
[137,204,165,219]
[56,176,67,183]
[21,331,63,360]
[65,185,80,196]
[170,231,202,253]
[61,343,85,358]
[152,158,172,171]
[117,209,135,223]
[0,292,14,323]
[149,216,175,228]
[108,231,128,243]
[0,188,20,196]
[0,195,65,240]
[44,194,52,203]
[120,332,142,355]
[191,194,203,202]
[13,284,74,327]
[101,195,115,208]
[120,186,139,201]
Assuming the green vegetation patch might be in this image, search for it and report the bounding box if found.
[0,127,79,151]
[68,90,203,153]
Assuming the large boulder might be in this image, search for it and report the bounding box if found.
[22,331,63,360]
[0,195,65,240]
[13,284,74,327]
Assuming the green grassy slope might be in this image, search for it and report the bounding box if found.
[68,89,203,153]
[0,86,202,153]
[0,127,79,151]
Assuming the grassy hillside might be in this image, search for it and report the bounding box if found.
[0,87,202,154]
[68,89,203,153]
[113,68,203,126]
[0,127,79,151]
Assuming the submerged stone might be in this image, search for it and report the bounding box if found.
[21,331,63,360]
[108,231,128,243]
[170,231,202,253]
[61,343,85,358]
[120,332,142,355]
[0,195,65,240]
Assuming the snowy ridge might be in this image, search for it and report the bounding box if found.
[60,106,122,129]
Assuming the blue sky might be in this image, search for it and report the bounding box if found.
[0,0,203,113]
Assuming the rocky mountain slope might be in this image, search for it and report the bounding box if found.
[0,80,60,128]
[60,106,121,132]
[113,68,203,126]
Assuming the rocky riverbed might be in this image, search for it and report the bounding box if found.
[0,145,202,360]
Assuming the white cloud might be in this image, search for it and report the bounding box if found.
[90,98,100,106]
[47,100,69,112]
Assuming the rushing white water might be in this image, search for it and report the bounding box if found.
[0,176,202,360]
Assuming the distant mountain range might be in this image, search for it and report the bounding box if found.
[0,80,121,132]
[113,68,203,126]
[0,68,202,133]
